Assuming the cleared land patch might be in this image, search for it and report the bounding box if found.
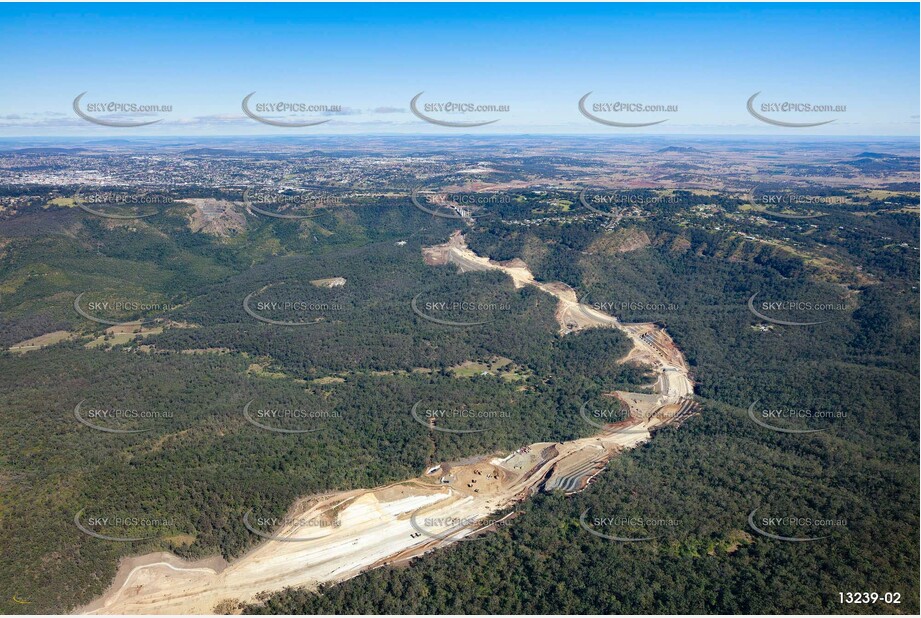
[80,234,697,615]
[8,329,76,352]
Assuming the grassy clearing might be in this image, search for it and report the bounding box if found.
[8,330,76,352]
[85,325,163,349]
[47,197,76,207]
[450,357,530,381]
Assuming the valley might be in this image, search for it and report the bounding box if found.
[79,234,695,615]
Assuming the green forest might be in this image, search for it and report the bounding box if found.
[0,186,917,614]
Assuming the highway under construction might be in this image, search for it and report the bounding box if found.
[80,232,696,615]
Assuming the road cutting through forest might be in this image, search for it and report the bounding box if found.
[78,232,695,615]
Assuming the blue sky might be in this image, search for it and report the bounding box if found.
[0,2,917,136]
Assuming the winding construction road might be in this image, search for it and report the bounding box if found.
[78,232,694,615]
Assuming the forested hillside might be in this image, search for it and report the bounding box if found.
[0,184,917,614]
[248,192,920,614]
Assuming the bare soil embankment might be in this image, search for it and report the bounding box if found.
[80,232,695,615]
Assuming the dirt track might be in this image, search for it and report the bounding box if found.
[79,232,695,615]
